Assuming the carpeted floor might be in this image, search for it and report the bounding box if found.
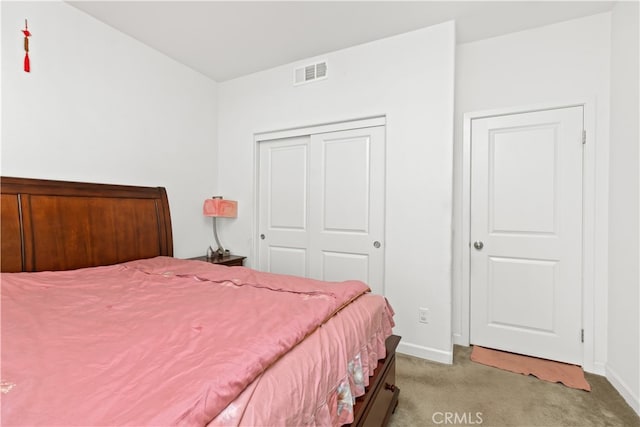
[389,346,640,427]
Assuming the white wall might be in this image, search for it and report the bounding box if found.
[217,22,456,362]
[453,13,612,374]
[607,1,639,414]
[1,1,218,258]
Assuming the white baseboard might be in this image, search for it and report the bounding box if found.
[606,365,640,416]
[398,341,453,364]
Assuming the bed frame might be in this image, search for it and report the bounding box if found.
[0,176,399,426]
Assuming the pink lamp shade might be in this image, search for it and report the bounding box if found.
[203,198,237,218]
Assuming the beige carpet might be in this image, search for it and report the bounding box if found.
[470,346,591,391]
[389,346,640,427]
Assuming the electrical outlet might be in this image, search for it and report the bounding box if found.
[418,308,429,324]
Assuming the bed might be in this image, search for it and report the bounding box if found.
[0,176,400,426]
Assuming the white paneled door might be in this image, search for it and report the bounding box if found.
[258,136,310,278]
[258,125,385,295]
[470,106,584,365]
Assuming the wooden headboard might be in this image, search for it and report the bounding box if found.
[1,177,173,273]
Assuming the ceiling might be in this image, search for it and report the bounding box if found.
[68,1,616,82]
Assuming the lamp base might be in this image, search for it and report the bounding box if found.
[207,246,230,259]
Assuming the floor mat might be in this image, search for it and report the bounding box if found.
[470,345,591,391]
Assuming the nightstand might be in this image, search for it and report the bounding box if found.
[189,254,246,267]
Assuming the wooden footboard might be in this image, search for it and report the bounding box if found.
[350,334,401,427]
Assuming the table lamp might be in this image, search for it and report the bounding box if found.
[203,197,237,258]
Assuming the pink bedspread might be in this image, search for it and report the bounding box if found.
[210,293,394,426]
[1,257,370,426]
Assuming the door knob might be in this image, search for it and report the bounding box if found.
[473,241,484,250]
[260,234,266,240]
[373,241,381,248]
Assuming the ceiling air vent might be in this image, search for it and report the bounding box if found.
[294,60,328,86]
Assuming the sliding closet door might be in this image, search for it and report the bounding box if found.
[258,136,310,278]
[258,125,385,295]
[308,127,385,294]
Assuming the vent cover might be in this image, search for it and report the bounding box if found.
[294,60,328,86]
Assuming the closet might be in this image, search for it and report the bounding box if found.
[257,120,386,295]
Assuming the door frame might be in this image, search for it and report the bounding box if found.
[252,115,386,274]
[460,100,603,373]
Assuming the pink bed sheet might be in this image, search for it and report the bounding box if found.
[0,257,382,426]
[209,292,394,426]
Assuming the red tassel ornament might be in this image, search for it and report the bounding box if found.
[22,19,31,73]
